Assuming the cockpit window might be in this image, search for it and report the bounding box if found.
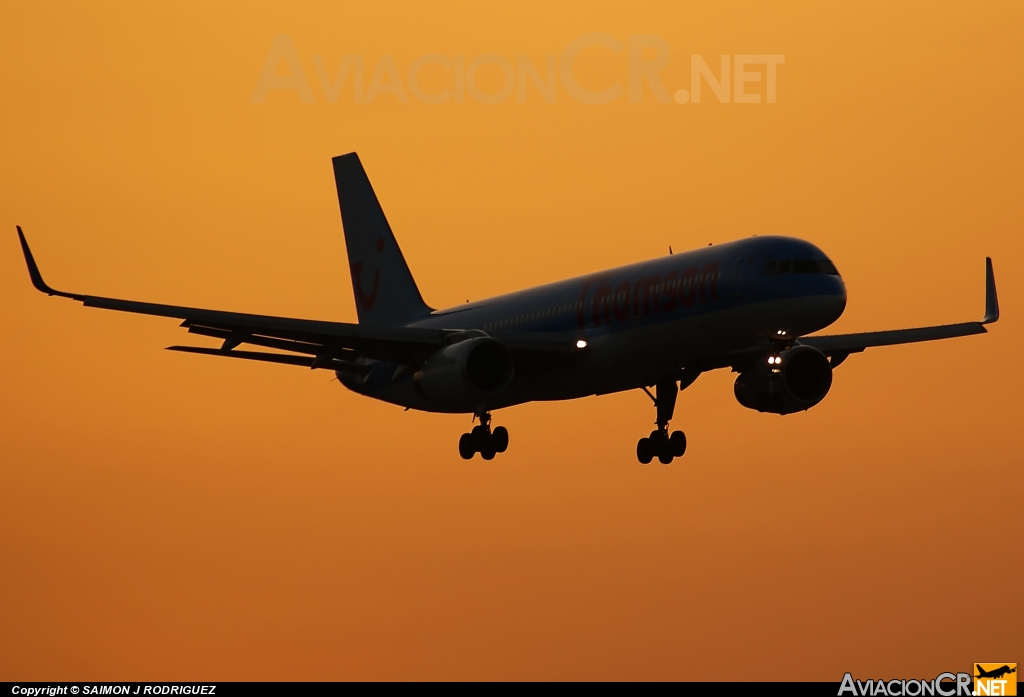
[763,259,839,277]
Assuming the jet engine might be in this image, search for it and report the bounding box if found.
[734,345,832,414]
[414,336,515,406]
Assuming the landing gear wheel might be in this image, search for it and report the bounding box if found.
[670,430,687,458]
[492,426,509,453]
[459,433,475,460]
[458,411,509,460]
[657,443,674,465]
[636,438,653,464]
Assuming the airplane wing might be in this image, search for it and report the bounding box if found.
[798,258,998,365]
[16,227,578,372]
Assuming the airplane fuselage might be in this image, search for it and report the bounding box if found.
[13,152,997,462]
[343,235,848,412]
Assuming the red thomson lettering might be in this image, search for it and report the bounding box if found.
[592,276,613,327]
[577,278,596,330]
[661,269,679,311]
[680,266,698,306]
[699,261,719,302]
[579,262,716,331]
[636,274,661,315]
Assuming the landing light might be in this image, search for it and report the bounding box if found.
[576,339,588,349]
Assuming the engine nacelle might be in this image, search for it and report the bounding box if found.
[734,345,832,414]
[414,336,515,406]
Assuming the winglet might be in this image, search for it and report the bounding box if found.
[982,257,999,324]
[16,226,79,299]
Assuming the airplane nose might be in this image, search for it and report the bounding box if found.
[828,274,847,321]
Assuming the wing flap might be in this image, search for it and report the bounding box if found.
[166,345,370,375]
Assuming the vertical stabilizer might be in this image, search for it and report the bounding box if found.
[332,153,433,327]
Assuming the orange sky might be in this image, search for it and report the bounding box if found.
[1,0,1021,681]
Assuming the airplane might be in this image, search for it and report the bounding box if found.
[15,153,1000,463]
[976,666,1016,680]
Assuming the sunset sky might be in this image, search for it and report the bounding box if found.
[1,1,1021,680]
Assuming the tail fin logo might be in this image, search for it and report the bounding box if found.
[352,262,379,310]
[351,237,385,310]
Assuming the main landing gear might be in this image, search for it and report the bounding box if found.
[459,410,509,460]
[636,380,687,464]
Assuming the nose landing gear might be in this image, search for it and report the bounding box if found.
[636,380,687,464]
[458,410,509,460]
